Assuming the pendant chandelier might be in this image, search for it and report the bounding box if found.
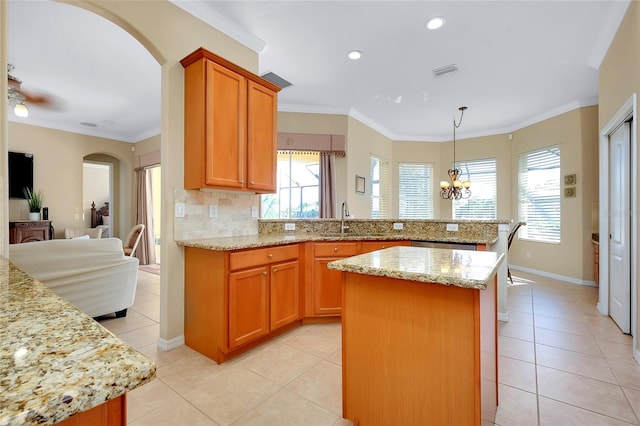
[440,106,471,200]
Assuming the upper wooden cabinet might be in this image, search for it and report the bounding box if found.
[181,48,280,193]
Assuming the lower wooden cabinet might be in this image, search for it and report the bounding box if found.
[228,266,269,349]
[185,244,300,363]
[9,220,52,244]
[270,260,300,330]
[311,241,410,316]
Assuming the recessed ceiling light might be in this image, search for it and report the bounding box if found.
[426,17,446,30]
[348,50,362,60]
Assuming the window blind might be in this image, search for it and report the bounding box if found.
[452,158,497,220]
[398,163,434,219]
[518,146,561,243]
[370,156,389,218]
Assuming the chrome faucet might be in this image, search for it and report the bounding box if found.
[341,202,350,233]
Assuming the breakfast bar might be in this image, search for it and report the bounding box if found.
[328,246,504,426]
[0,259,156,426]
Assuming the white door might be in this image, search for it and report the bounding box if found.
[609,121,631,334]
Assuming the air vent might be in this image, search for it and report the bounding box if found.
[261,72,293,89]
[432,64,458,77]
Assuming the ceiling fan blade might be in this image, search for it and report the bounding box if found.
[22,90,66,111]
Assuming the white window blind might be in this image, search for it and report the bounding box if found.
[370,156,389,218]
[518,146,561,243]
[452,158,497,220]
[398,163,434,219]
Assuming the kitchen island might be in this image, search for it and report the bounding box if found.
[328,246,504,426]
[0,259,156,426]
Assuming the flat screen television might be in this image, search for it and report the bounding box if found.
[8,151,34,199]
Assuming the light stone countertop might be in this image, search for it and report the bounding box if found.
[327,246,505,290]
[0,259,156,426]
[176,233,498,251]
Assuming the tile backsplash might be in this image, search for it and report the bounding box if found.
[173,189,259,241]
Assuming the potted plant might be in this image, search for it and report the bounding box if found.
[24,187,44,220]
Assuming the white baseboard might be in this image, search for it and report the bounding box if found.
[157,335,185,351]
[498,311,509,322]
[635,347,640,365]
[510,264,597,287]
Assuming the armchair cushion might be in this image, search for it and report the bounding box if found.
[9,238,139,318]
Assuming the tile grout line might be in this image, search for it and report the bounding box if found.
[530,282,542,426]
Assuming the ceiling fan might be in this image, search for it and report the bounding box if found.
[7,63,58,117]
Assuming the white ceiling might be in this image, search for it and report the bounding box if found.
[7,0,631,143]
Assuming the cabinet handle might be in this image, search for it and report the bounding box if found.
[262,271,268,276]
[250,181,255,185]
[268,253,273,258]
[273,268,278,273]
[334,247,338,252]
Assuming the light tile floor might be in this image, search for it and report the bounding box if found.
[98,269,640,425]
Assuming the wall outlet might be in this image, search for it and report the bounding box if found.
[393,222,404,230]
[208,205,218,218]
[284,223,296,231]
[175,202,185,218]
[446,223,459,232]
[526,251,532,259]
[251,206,259,218]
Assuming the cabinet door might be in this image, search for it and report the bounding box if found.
[228,266,269,349]
[205,60,246,188]
[246,80,277,192]
[270,260,299,330]
[313,258,344,316]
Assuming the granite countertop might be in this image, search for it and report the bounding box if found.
[327,246,505,290]
[0,259,156,426]
[177,233,499,251]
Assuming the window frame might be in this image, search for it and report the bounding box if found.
[398,162,434,219]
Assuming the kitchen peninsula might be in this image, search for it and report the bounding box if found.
[178,218,510,364]
[0,260,155,426]
[328,246,504,425]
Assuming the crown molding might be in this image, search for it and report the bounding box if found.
[279,97,599,143]
[169,0,266,53]
[588,0,631,69]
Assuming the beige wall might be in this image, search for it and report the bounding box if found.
[346,116,393,218]
[8,122,135,239]
[599,1,640,354]
[509,106,599,282]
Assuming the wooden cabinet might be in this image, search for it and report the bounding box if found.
[270,260,300,330]
[228,266,269,349]
[360,240,410,254]
[593,242,599,284]
[9,220,52,244]
[310,241,410,317]
[312,242,359,316]
[181,48,279,193]
[185,244,300,363]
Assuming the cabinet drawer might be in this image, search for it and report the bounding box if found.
[314,242,359,257]
[230,244,298,271]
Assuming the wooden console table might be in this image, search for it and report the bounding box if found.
[9,220,52,244]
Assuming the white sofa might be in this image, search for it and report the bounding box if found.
[9,238,139,318]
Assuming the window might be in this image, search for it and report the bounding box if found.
[452,158,497,220]
[518,146,561,243]
[370,156,389,218]
[398,163,434,219]
[261,151,320,218]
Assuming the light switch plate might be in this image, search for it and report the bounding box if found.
[446,223,459,232]
[251,206,259,218]
[209,205,218,218]
[284,223,296,231]
[393,222,404,230]
[175,202,185,218]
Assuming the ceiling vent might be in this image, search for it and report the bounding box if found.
[261,72,293,89]
[432,64,458,77]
